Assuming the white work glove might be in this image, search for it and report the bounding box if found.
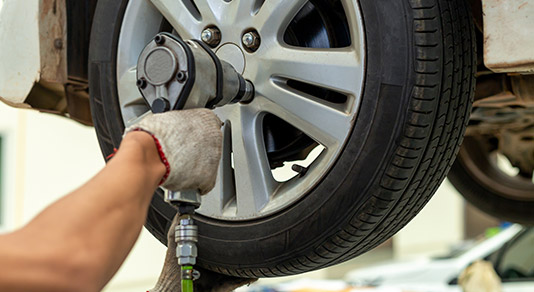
[125,109,223,194]
[149,214,258,292]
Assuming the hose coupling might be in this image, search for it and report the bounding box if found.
[175,215,198,266]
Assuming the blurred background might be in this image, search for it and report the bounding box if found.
[0,102,504,291]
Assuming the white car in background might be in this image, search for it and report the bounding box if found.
[346,224,534,292]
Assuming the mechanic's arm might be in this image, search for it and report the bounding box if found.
[0,109,222,292]
[0,131,164,292]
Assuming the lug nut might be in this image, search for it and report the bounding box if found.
[201,27,221,47]
[242,31,260,52]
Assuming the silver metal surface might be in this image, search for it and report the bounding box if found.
[201,27,221,47]
[144,47,178,85]
[175,215,198,266]
[242,31,260,51]
[117,0,366,220]
[166,190,202,207]
[216,43,246,74]
[136,35,213,110]
[184,40,245,108]
[176,225,198,242]
[176,242,197,265]
[241,80,254,103]
[137,34,247,111]
[181,269,201,280]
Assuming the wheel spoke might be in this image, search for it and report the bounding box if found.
[254,0,309,38]
[117,66,152,126]
[148,0,203,39]
[230,107,277,217]
[118,67,144,108]
[264,46,363,95]
[200,122,236,214]
[258,83,353,149]
[232,0,258,18]
[214,0,258,25]
[124,110,151,128]
[191,0,220,22]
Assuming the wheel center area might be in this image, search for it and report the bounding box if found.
[215,43,246,75]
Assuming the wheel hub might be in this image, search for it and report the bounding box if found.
[216,43,246,75]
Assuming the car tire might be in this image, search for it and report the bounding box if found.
[449,137,534,224]
[89,0,476,277]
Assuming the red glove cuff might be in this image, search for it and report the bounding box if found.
[130,128,171,185]
[109,129,171,185]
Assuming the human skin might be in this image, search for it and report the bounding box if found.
[0,131,166,292]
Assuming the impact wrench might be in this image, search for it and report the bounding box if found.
[135,33,255,292]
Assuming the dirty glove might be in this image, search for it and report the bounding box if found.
[149,214,258,292]
[125,109,223,194]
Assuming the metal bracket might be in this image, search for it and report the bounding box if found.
[181,268,201,281]
[165,190,202,208]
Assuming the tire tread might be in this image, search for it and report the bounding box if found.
[220,0,475,277]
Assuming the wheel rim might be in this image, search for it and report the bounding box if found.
[117,0,366,220]
[459,136,534,201]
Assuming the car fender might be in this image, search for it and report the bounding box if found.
[0,0,41,107]
[483,0,534,73]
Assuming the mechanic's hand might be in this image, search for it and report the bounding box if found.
[125,109,223,194]
[149,214,257,292]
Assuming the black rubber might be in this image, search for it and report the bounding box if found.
[89,0,476,277]
[448,140,534,225]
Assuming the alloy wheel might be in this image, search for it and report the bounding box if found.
[116,0,365,220]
